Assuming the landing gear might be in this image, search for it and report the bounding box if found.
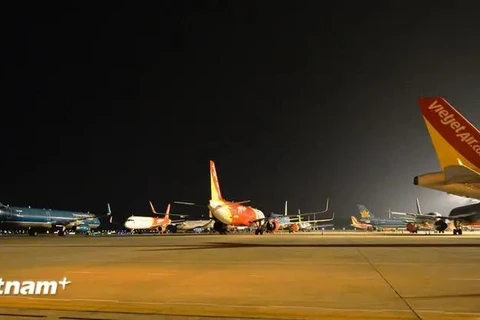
[453,220,463,235]
[255,229,264,235]
[213,221,228,234]
[28,228,38,236]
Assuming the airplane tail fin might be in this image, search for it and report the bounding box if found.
[418,97,480,171]
[164,203,171,221]
[416,198,422,215]
[210,160,224,201]
[284,201,288,216]
[357,205,373,219]
[351,216,360,226]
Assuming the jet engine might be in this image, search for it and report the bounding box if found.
[406,222,417,233]
[265,220,280,232]
[72,224,91,235]
[434,220,448,232]
[166,225,177,233]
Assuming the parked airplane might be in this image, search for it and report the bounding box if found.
[147,201,212,232]
[0,202,111,236]
[175,219,214,232]
[351,215,412,232]
[351,216,375,231]
[294,210,335,231]
[357,205,413,231]
[390,198,452,233]
[268,200,332,232]
[124,202,185,233]
[176,160,334,235]
[414,97,480,234]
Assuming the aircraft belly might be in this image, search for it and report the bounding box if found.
[431,183,480,200]
[1,221,51,228]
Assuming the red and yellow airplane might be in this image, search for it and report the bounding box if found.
[414,97,480,234]
[207,160,266,234]
[177,160,334,235]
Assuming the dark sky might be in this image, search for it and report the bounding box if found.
[3,1,480,225]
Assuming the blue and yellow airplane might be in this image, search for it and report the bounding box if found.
[0,202,111,236]
[357,204,412,229]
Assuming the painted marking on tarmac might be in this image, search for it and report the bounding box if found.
[76,298,119,303]
[448,278,480,281]
[4,296,480,316]
[82,260,480,267]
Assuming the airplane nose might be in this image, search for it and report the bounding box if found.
[413,176,418,185]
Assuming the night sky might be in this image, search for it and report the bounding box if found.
[3,2,480,225]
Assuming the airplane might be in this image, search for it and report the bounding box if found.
[0,202,111,236]
[350,215,410,232]
[175,220,214,232]
[294,210,335,231]
[175,160,334,235]
[123,202,186,233]
[414,97,480,234]
[390,198,454,233]
[350,216,375,231]
[268,200,333,232]
[147,201,213,232]
[357,204,415,231]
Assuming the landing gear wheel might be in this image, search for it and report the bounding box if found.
[28,229,37,236]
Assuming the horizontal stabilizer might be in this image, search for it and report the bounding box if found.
[444,164,480,184]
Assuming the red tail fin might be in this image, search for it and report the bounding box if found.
[418,97,480,170]
[210,160,223,200]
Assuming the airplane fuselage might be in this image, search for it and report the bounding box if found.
[359,218,409,228]
[208,200,265,226]
[124,216,169,230]
[175,220,213,230]
[0,206,100,230]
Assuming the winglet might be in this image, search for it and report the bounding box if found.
[322,198,329,213]
[416,198,421,215]
[149,201,157,214]
[284,200,288,216]
[107,203,112,216]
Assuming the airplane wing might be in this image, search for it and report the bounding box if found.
[392,211,477,222]
[303,212,336,223]
[281,198,331,218]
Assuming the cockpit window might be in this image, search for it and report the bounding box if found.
[126,218,134,222]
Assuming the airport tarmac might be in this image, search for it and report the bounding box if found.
[0,232,479,319]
